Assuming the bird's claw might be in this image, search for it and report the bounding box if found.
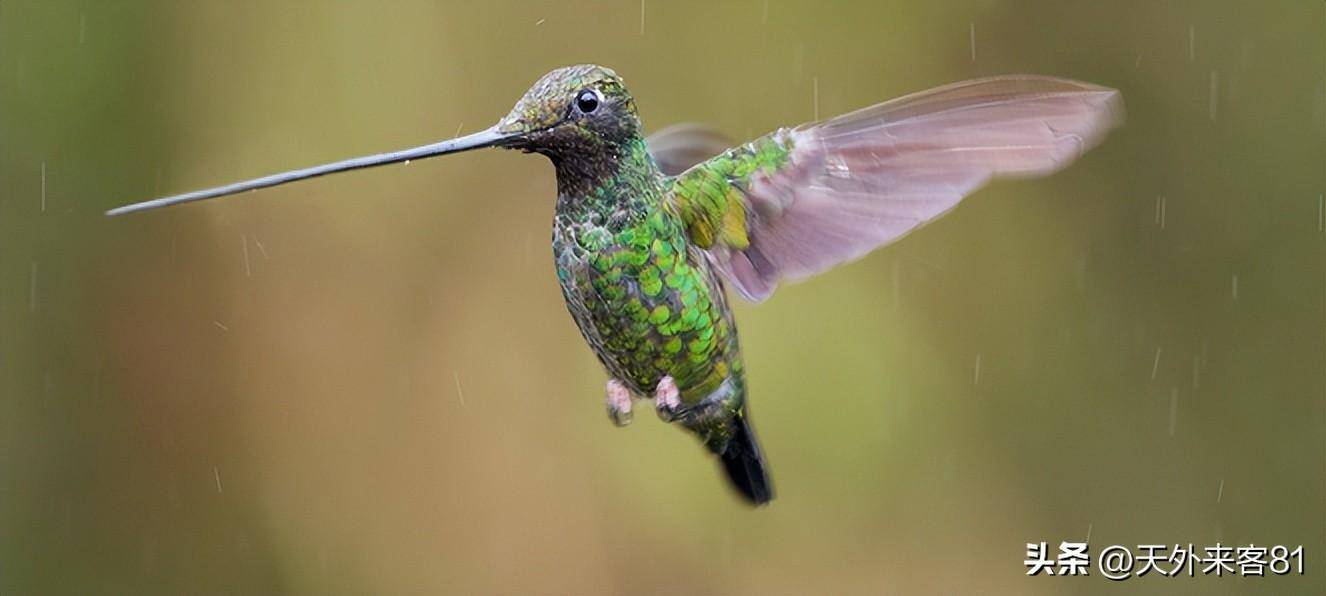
[654,375,683,422]
[605,379,633,427]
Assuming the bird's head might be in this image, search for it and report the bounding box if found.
[495,64,641,160]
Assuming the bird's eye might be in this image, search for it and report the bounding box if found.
[575,89,600,114]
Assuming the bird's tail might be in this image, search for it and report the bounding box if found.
[719,411,773,505]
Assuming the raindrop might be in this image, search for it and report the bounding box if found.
[241,234,251,277]
[969,22,976,62]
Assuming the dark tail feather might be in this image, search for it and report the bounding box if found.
[720,413,774,505]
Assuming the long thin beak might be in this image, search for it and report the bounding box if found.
[106,125,516,216]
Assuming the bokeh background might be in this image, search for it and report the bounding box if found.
[3,1,1323,594]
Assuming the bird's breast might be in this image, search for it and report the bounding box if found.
[551,211,741,402]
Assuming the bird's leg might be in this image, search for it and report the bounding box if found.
[654,375,682,422]
[605,379,634,427]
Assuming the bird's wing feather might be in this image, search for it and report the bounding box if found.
[647,124,734,177]
[665,75,1124,302]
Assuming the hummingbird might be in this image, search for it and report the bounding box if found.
[108,65,1122,505]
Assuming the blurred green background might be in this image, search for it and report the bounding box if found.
[2,1,1323,594]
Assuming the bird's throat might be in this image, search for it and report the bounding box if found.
[553,136,666,229]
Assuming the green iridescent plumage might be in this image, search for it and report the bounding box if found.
[670,133,794,250]
[550,124,749,456]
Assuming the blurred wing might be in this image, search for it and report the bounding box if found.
[666,75,1124,302]
[647,123,734,177]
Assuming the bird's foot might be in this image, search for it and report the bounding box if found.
[605,379,633,426]
[654,375,682,422]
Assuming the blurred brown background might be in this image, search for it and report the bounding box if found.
[2,1,1323,594]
